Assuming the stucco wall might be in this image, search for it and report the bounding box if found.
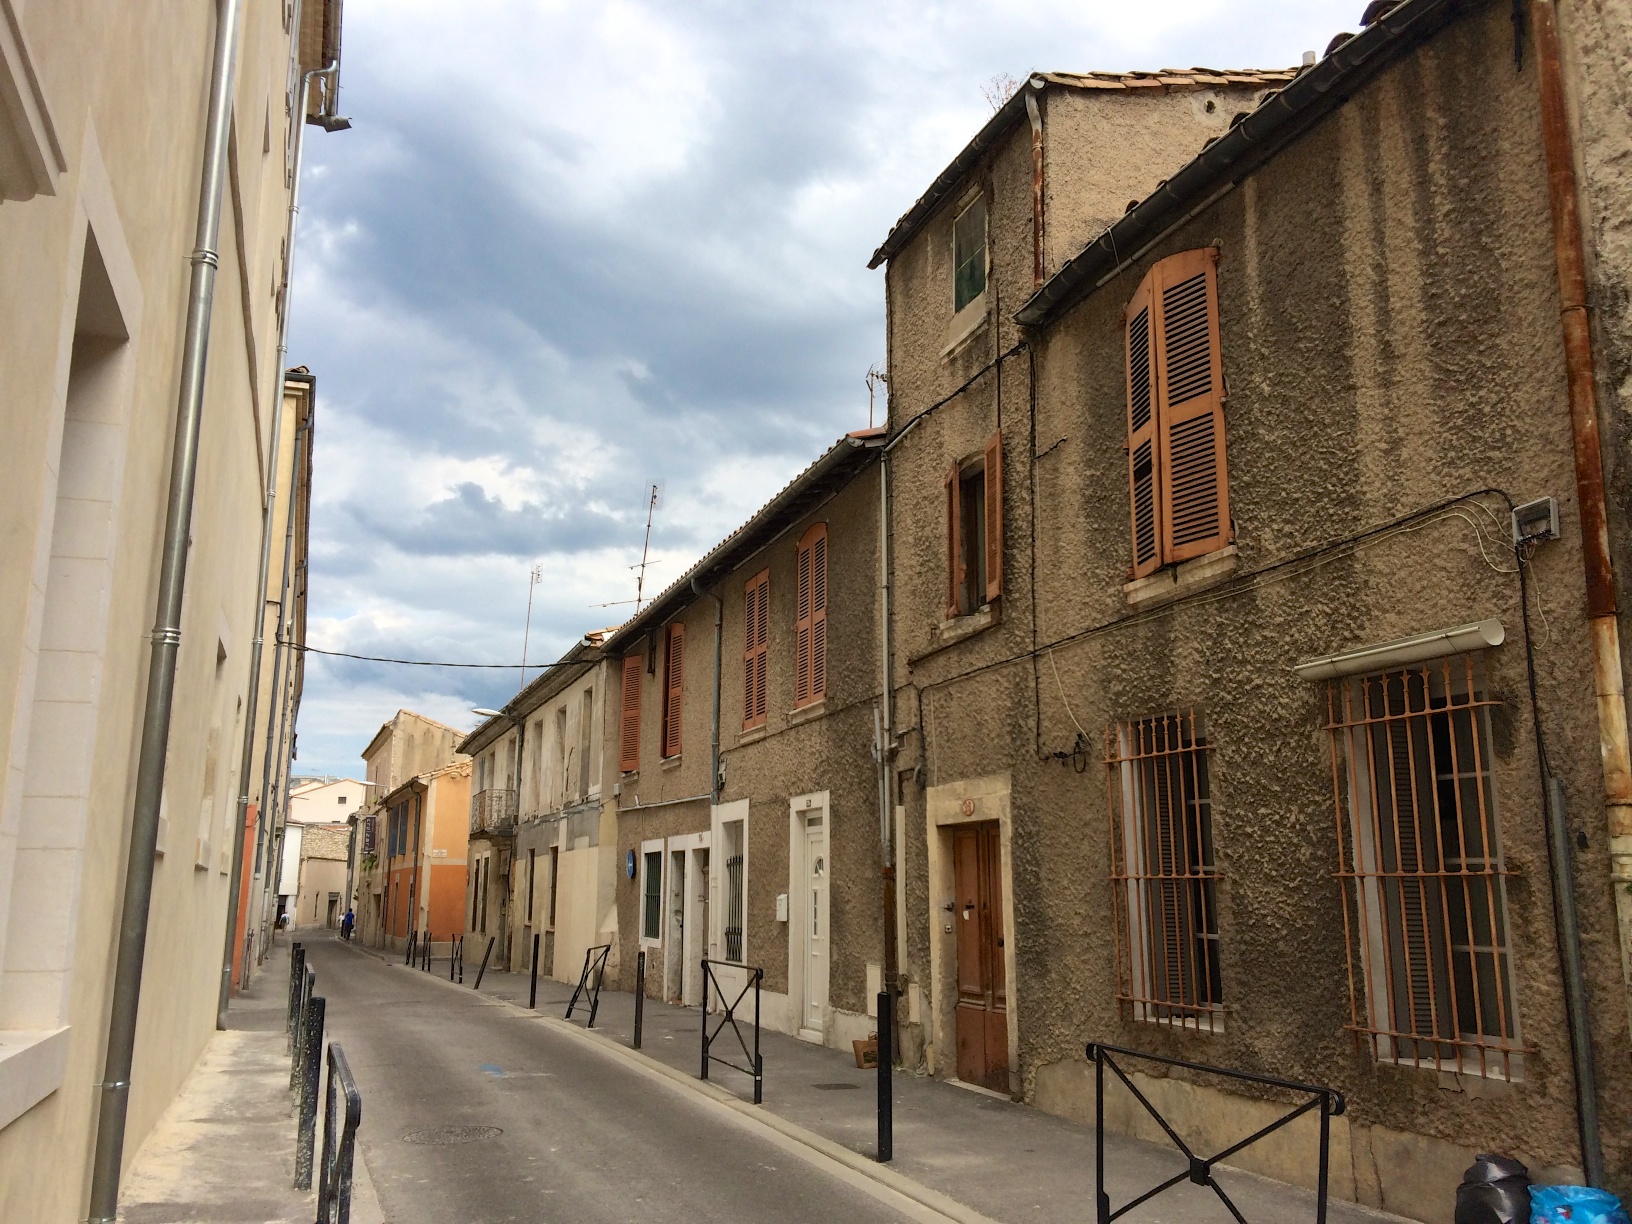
[883,3,1630,1216]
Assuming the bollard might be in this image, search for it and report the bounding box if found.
[294,995,325,1190]
[529,933,540,1009]
[473,935,495,989]
[876,990,893,1163]
[633,951,645,1049]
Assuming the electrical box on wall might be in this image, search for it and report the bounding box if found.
[1512,496,1560,546]
[775,893,788,922]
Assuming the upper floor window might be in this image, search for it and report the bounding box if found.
[944,432,1004,619]
[1125,248,1230,579]
[743,569,770,729]
[619,654,642,773]
[662,622,685,758]
[794,525,828,707]
[953,195,987,312]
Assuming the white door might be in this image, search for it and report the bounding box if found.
[803,814,827,1032]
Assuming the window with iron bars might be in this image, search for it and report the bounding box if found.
[1106,709,1222,1029]
[1326,653,1522,1079]
[724,853,745,963]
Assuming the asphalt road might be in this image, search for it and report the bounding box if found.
[304,940,920,1224]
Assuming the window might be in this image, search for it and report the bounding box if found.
[1327,655,1521,1078]
[743,569,770,729]
[554,705,568,807]
[548,846,560,928]
[336,794,346,805]
[721,818,746,963]
[578,688,594,800]
[1107,709,1222,1028]
[526,849,536,924]
[944,433,1004,619]
[619,654,642,772]
[641,849,663,942]
[662,622,685,758]
[794,525,828,707]
[1125,248,1230,578]
[953,195,987,312]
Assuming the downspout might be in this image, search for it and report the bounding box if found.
[409,783,423,941]
[86,1,247,1218]
[691,577,723,804]
[218,56,336,1023]
[1531,0,1618,1187]
[1025,86,1045,289]
[877,453,899,1007]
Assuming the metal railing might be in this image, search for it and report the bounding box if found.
[473,936,496,988]
[565,944,612,1027]
[469,787,518,836]
[701,959,763,1104]
[286,943,307,1048]
[1086,1042,1344,1224]
[316,1043,363,1224]
[294,987,326,1190]
[449,934,464,983]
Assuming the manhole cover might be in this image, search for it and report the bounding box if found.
[812,1083,861,1091]
[401,1125,503,1145]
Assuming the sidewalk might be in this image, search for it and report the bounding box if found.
[118,938,384,1224]
[391,944,1415,1224]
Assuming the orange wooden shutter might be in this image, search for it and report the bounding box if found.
[1125,267,1161,579]
[944,459,962,618]
[1153,247,1228,564]
[983,430,1003,602]
[663,622,684,757]
[809,526,828,701]
[619,654,641,772]
[743,570,769,729]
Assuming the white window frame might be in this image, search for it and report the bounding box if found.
[639,837,665,948]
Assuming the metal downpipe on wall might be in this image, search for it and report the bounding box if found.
[1530,0,1620,1186]
[876,452,900,1024]
[218,58,337,1023]
[86,0,247,1217]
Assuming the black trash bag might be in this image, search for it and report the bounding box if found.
[1454,1154,1532,1224]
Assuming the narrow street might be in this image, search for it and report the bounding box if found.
[304,940,924,1224]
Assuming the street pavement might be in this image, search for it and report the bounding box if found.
[314,935,1414,1224]
[305,939,940,1223]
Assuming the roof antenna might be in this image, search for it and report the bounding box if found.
[634,482,661,614]
[519,563,542,688]
[866,364,888,429]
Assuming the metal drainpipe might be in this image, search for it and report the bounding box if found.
[218,57,337,1024]
[877,452,899,1015]
[1025,87,1045,289]
[691,577,723,803]
[1531,0,1619,1186]
[85,1,246,1217]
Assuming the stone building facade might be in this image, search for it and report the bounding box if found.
[872,1,1632,1217]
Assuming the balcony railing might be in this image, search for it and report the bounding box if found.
[469,788,518,836]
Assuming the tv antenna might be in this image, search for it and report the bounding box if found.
[588,483,665,612]
[866,364,888,429]
[519,563,543,687]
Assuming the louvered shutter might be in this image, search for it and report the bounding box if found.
[1125,269,1161,579]
[1153,247,1229,564]
[983,430,1003,602]
[794,530,815,707]
[743,570,769,729]
[945,459,962,618]
[809,526,828,702]
[663,623,684,757]
[619,654,641,772]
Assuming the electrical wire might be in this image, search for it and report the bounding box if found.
[297,645,572,671]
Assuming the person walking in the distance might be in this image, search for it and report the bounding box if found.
[340,908,354,941]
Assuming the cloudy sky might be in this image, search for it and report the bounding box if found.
[287,0,1360,778]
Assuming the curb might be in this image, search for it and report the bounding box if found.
[336,937,997,1224]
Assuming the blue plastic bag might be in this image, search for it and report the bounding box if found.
[1531,1185,1631,1224]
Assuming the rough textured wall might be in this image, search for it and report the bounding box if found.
[883,0,1630,1211]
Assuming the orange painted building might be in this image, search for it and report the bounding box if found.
[362,760,470,953]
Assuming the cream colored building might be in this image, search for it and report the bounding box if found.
[291,823,351,931]
[0,1,346,1220]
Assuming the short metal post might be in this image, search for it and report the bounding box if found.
[876,990,893,1162]
[473,935,495,988]
[1093,1046,1109,1224]
[1317,1093,1331,1224]
[529,933,540,1009]
[633,951,645,1049]
[699,962,710,1082]
[295,996,325,1189]
[752,968,763,1105]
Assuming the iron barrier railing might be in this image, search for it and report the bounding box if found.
[528,933,540,1009]
[287,943,306,1046]
[289,965,315,1065]
[473,936,496,988]
[293,989,326,1190]
[564,944,612,1027]
[1085,1042,1344,1224]
[449,934,464,983]
[633,951,646,1048]
[419,931,433,973]
[701,959,763,1104]
[316,1042,363,1224]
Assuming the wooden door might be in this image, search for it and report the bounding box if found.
[953,821,1007,1092]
